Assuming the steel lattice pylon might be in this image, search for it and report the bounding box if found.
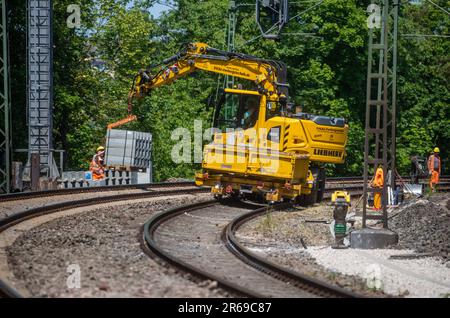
[362,0,399,228]
[0,0,11,193]
[223,1,237,120]
[26,0,56,178]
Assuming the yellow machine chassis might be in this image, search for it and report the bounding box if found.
[125,42,349,203]
[195,170,315,202]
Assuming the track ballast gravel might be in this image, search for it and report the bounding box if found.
[6,194,232,297]
[0,186,198,220]
[153,201,323,297]
[389,197,450,261]
[235,204,386,297]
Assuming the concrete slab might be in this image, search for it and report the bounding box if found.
[350,228,398,249]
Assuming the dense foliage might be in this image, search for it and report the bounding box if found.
[8,0,449,180]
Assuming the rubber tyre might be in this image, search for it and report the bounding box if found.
[316,169,326,203]
[298,189,318,207]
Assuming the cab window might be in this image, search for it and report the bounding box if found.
[265,101,282,121]
[214,93,260,130]
[267,126,281,143]
[238,95,260,129]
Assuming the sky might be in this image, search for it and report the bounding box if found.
[125,1,172,18]
[150,3,171,18]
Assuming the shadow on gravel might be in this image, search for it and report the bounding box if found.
[218,199,265,210]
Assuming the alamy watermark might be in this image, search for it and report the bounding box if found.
[170,120,281,171]
[367,4,381,29]
[66,263,81,289]
[67,4,81,29]
[364,263,383,291]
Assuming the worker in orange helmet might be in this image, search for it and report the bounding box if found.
[372,166,384,210]
[90,146,106,180]
[427,147,441,192]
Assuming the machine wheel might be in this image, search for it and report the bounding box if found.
[298,166,325,206]
[316,168,326,203]
[230,191,240,201]
[298,190,318,207]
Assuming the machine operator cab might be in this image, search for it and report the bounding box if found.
[199,88,348,203]
[200,88,348,203]
[213,90,262,131]
[211,89,347,160]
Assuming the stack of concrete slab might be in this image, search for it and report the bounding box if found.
[105,129,152,170]
[58,169,152,189]
[60,171,106,188]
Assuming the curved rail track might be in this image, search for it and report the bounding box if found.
[1,177,448,203]
[142,199,360,298]
[0,181,194,202]
[0,186,208,297]
[223,204,360,297]
[1,177,448,298]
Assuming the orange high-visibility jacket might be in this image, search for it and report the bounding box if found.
[372,167,384,188]
[89,154,105,179]
[427,154,441,174]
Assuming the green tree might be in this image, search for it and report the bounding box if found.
[7,0,449,180]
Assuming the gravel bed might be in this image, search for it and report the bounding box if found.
[0,189,148,219]
[0,186,196,220]
[236,203,386,297]
[154,202,320,297]
[236,195,450,298]
[389,195,450,262]
[6,193,232,297]
[305,247,450,298]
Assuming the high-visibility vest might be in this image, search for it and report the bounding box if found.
[373,167,384,188]
[90,154,104,176]
[428,154,441,173]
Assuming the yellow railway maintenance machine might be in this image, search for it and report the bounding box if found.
[126,43,348,204]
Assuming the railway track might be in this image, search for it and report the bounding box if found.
[0,181,194,202]
[1,178,448,298]
[142,199,360,298]
[1,176,448,203]
[0,186,208,297]
[224,204,360,297]
[326,176,450,185]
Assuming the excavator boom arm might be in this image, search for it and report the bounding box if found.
[131,42,289,102]
[107,115,137,130]
[108,42,289,129]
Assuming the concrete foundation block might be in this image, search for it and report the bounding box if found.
[350,228,398,249]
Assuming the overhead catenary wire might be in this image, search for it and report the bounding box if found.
[237,0,326,48]
[425,0,450,16]
[400,0,450,39]
[401,33,450,38]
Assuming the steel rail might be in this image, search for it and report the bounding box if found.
[222,184,450,297]
[0,186,209,297]
[223,203,361,298]
[142,199,364,298]
[142,200,265,298]
[1,176,448,202]
[0,181,195,202]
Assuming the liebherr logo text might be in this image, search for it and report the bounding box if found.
[314,148,342,157]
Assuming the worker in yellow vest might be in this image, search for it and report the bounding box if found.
[372,166,384,210]
[427,147,441,192]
